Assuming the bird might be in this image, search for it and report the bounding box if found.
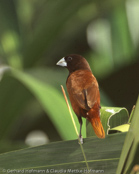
[56,54,105,144]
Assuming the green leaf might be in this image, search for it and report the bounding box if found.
[109,124,130,134]
[10,69,86,140]
[86,107,129,137]
[0,66,10,81]
[0,141,27,154]
[116,97,139,174]
[0,133,126,173]
[0,73,33,140]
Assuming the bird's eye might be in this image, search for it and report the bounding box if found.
[67,57,72,61]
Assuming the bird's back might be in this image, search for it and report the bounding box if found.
[66,69,100,117]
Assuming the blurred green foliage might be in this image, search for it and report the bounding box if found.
[116,97,139,174]
[0,0,139,154]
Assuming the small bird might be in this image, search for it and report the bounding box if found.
[56,54,105,144]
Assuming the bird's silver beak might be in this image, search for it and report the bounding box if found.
[56,57,67,67]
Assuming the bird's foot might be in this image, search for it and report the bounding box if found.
[78,136,83,144]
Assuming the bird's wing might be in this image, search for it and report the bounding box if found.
[73,82,100,110]
[67,70,100,110]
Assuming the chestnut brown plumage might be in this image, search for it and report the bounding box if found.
[56,54,105,144]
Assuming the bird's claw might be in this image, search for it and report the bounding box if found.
[78,136,83,144]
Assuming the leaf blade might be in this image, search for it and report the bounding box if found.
[11,69,82,140]
[0,133,126,173]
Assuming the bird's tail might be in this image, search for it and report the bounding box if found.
[88,108,105,139]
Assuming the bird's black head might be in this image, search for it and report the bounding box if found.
[56,54,91,74]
